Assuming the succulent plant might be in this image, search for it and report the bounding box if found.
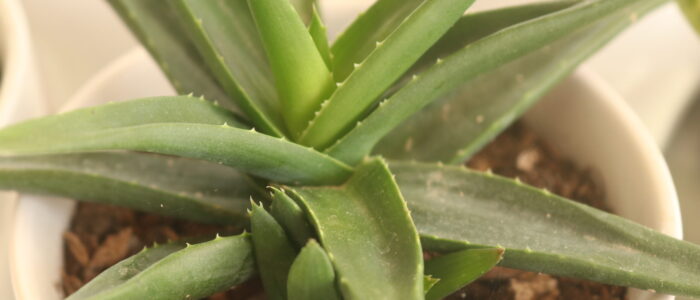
[2,0,700,299]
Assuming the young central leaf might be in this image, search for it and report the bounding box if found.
[287,240,341,300]
[248,0,334,138]
[250,203,298,300]
[292,158,424,300]
[173,0,286,137]
[297,0,475,149]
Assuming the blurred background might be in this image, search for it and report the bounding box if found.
[1,0,699,298]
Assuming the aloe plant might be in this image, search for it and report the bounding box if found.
[2,0,700,299]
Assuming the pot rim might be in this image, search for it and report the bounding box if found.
[549,66,682,238]
[0,0,36,123]
[0,1,42,299]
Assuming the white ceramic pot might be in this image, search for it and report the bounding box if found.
[10,47,681,300]
[0,0,44,126]
[0,0,43,299]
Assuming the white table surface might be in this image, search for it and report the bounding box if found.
[3,0,700,298]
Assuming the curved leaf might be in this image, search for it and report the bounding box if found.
[250,202,298,300]
[69,234,255,300]
[298,0,475,149]
[292,158,423,300]
[107,0,240,114]
[330,0,423,82]
[3,95,245,129]
[407,1,576,76]
[308,6,332,69]
[424,248,504,300]
[0,152,255,224]
[248,0,334,137]
[328,0,665,165]
[391,161,700,298]
[68,243,185,300]
[0,98,353,185]
[173,0,285,137]
[270,187,314,247]
[287,240,341,300]
[326,2,573,164]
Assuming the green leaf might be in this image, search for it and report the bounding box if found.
[391,161,700,298]
[173,0,285,137]
[328,0,665,165]
[69,234,255,300]
[107,0,241,115]
[292,158,423,300]
[270,187,314,247]
[424,248,504,300]
[679,0,700,35]
[287,240,341,300]
[330,0,423,82]
[423,275,440,295]
[0,152,255,224]
[308,6,332,69]
[298,0,475,149]
[327,2,574,164]
[0,97,353,185]
[68,243,185,300]
[248,0,334,138]
[250,202,298,300]
[407,2,577,77]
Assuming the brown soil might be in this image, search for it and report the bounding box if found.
[62,122,626,299]
[60,204,261,298]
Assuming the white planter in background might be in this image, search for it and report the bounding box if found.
[0,0,44,299]
[10,48,681,300]
[0,0,44,126]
